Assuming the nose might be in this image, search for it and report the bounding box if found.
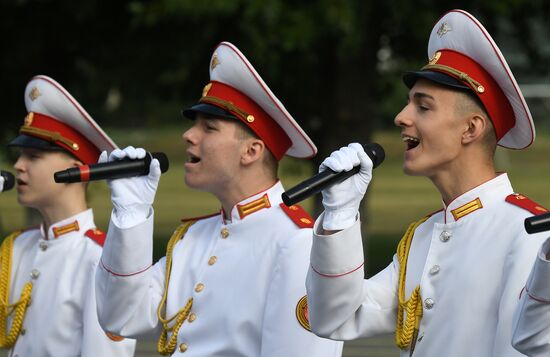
[13,155,25,173]
[182,124,197,145]
[394,104,412,128]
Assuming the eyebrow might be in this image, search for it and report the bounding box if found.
[412,92,435,101]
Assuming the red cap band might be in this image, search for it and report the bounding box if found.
[200,81,292,160]
[19,112,100,164]
[425,49,515,141]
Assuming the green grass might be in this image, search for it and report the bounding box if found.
[2,127,550,275]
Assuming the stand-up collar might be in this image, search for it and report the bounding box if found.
[443,173,513,223]
[41,208,95,240]
[224,181,284,223]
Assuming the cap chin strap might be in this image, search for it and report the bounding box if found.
[20,126,80,151]
[200,96,254,123]
[422,63,485,94]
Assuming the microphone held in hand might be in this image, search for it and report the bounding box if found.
[281,143,385,206]
[54,152,169,183]
[0,170,15,192]
[525,212,550,234]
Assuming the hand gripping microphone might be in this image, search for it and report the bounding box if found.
[281,143,385,206]
[54,152,169,183]
[0,170,15,192]
[525,212,550,234]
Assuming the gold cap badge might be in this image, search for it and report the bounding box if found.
[210,53,220,70]
[202,83,212,97]
[437,22,452,37]
[428,51,441,65]
[29,86,41,101]
[24,112,34,126]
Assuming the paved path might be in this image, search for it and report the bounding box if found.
[134,334,399,357]
[1,333,399,356]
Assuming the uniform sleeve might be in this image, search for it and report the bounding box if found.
[512,237,550,356]
[493,227,550,356]
[259,226,343,357]
[306,212,398,340]
[82,260,136,357]
[95,210,165,338]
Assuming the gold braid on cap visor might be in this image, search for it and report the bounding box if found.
[19,125,80,151]
[421,63,485,93]
[199,96,253,122]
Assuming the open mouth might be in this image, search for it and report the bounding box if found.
[402,135,420,151]
[187,153,201,164]
[17,179,27,187]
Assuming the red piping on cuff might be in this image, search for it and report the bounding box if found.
[311,262,364,278]
[526,286,550,303]
[100,259,152,277]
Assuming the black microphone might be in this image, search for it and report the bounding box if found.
[525,212,550,234]
[281,143,385,206]
[1,170,15,192]
[54,152,169,183]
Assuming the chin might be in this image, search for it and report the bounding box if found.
[184,175,206,191]
[402,163,425,177]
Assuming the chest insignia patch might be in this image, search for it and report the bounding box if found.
[105,331,125,342]
[295,295,311,331]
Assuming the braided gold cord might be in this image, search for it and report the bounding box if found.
[199,96,251,121]
[421,64,485,93]
[156,221,196,355]
[0,231,33,348]
[395,216,429,351]
[19,126,78,150]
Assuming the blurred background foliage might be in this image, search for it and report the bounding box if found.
[1,0,550,276]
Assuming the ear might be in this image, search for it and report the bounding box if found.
[241,138,265,166]
[461,114,488,145]
[72,159,85,167]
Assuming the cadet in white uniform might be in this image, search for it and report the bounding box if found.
[305,10,548,357]
[1,76,136,357]
[95,42,343,356]
[512,236,550,355]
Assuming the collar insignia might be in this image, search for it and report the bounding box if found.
[52,220,80,238]
[451,197,483,221]
[237,193,271,219]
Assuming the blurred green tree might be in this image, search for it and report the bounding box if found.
[1,0,549,223]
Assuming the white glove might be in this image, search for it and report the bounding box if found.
[0,176,4,193]
[320,143,373,230]
[100,146,162,229]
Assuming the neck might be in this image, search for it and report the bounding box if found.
[39,192,88,232]
[430,152,496,205]
[216,174,277,220]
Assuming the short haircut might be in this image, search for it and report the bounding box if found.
[454,90,497,156]
[234,121,279,179]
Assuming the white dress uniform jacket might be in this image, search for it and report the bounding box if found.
[307,173,548,356]
[6,209,136,357]
[96,181,343,356]
[512,237,550,356]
